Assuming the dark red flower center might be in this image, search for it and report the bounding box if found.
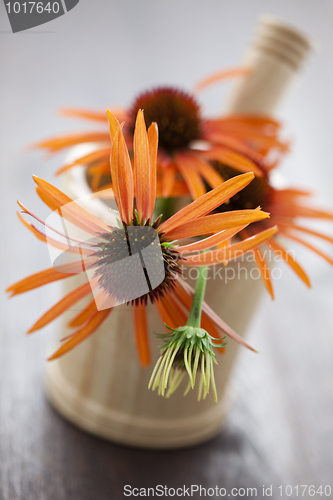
[129,87,201,153]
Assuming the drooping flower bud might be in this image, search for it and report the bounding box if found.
[149,324,226,402]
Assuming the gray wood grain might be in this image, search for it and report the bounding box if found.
[1,1,333,499]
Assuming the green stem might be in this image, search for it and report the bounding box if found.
[153,197,176,222]
[186,266,208,328]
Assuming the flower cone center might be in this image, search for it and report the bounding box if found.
[129,87,201,152]
[93,222,180,305]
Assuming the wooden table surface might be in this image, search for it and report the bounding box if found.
[1,1,333,499]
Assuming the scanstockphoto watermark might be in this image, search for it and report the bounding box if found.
[179,248,293,283]
[123,485,259,497]
[123,484,333,497]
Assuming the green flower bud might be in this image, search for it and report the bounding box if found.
[148,324,226,402]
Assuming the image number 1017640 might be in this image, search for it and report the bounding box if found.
[5,2,60,14]
[3,0,80,32]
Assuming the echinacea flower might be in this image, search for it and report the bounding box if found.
[35,68,288,198]
[149,266,226,402]
[7,110,277,367]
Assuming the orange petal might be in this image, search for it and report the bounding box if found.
[172,281,192,310]
[34,132,110,152]
[203,127,268,167]
[203,146,263,177]
[159,172,255,235]
[194,67,251,92]
[61,108,107,121]
[280,231,333,266]
[155,297,178,330]
[36,186,59,212]
[148,122,158,217]
[216,115,281,129]
[208,118,280,138]
[282,205,333,221]
[188,153,225,188]
[106,109,120,145]
[161,162,176,198]
[253,248,274,300]
[32,176,110,235]
[28,282,92,333]
[228,130,287,151]
[17,201,96,254]
[17,211,49,245]
[7,257,95,297]
[55,148,110,175]
[6,265,77,296]
[48,309,112,360]
[271,188,313,199]
[68,297,97,327]
[179,226,278,265]
[156,178,189,198]
[274,221,333,244]
[161,292,188,326]
[61,107,128,123]
[17,211,91,255]
[174,153,206,200]
[133,303,151,367]
[269,202,332,220]
[266,238,311,288]
[94,178,189,200]
[88,160,110,177]
[109,121,134,224]
[90,169,103,192]
[178,224,248,254]
[134,110,152,222]
[164,209,269,241]
[206,120,289,152]
[90,184,115,200]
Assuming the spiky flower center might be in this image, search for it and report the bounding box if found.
[129,87,201,153]
[214,163,272,212]
[92,218,180,306]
